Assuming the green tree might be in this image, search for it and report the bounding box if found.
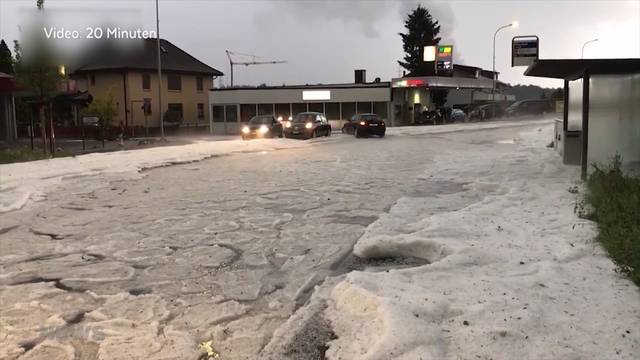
[551,88,564,100]
[398,5,442,74]
[83,92,118,128]
[0,40,14,74]
[12,0,63,156]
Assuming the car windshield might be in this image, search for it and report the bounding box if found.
[293,113,318,123]
[249,116,273,125]
[360,115,380,121]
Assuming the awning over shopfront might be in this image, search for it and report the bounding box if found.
[391,76,501,90]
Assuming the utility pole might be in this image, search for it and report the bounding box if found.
[156,0,164,139]
[225,50,287,87]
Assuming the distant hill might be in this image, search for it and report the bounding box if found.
[503,84,563,101]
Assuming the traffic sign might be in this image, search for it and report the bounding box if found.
[512,36,539,67]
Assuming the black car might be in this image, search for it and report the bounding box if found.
[241,115,284,140]
[284,112,332,139]
[342,114,386,138]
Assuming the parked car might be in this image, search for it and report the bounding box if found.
[283,112,331,139]
[342,113,386,138]
[450,108,466,122]
[241,115,284,140]
[469,104,497,120]
[504,100,555,117]
[417,109,442,125]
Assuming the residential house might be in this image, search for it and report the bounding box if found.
[71,38,223,133]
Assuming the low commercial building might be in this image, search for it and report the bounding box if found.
[525,58,640,176]
[209,71,390,134]
[209,66,510,134]
[390,64,511,125]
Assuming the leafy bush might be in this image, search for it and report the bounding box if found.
[586,155,640,285]
[83,92,118,127]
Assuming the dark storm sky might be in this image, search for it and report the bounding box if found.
[1,0,638,88]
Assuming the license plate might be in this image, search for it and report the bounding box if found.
[369,124,378,126]
[292,131,300,134]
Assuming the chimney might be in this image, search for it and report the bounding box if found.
[355,69,366,84]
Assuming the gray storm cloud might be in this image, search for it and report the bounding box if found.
[262,0,457,39]
[260,0,464,63]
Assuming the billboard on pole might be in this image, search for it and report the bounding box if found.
[436,45,453,75]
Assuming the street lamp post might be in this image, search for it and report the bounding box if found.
[156,0,164,140]
[581,38,598,58]
[492,21,518,113]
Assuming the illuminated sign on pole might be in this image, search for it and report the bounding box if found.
[436,45,453,76]
[512,36,539,67]
[423,46,436,62]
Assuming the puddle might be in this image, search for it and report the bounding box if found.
[338,254,430,272]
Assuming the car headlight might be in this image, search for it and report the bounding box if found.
[288,116,293,121]
[359,121,366,126]
[305,122,312,129]
[241,126,250,134]
[277,116,283,122]
[259,125,269,134]
[285,121,292,128]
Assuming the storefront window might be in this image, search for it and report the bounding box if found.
[373,102,388,119]
[356,102,372,114]
[258,104,273,116]
[274,103,290,120]
[341,102,356,120]
[308,103,323,113]
[212,106,224,123]
[240,104,257,122]
[292,103,307,116]
[325,103,340,120]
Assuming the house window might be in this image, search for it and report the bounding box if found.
[90,74,96,86]
[196,77,204,92]
[142,73,151,90]
[166,103,183,123]
[197,103,204,119]
[167,74,181,91]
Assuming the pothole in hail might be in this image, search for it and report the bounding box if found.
[338,254,430,272]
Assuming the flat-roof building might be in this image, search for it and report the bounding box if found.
[209,78,391,134]
[209,65,510,134]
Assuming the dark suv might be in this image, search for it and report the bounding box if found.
[342,113,386,138]
[284,112,332,139]
[504,100,555,117]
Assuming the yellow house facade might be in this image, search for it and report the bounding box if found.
[71,38,223,132]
